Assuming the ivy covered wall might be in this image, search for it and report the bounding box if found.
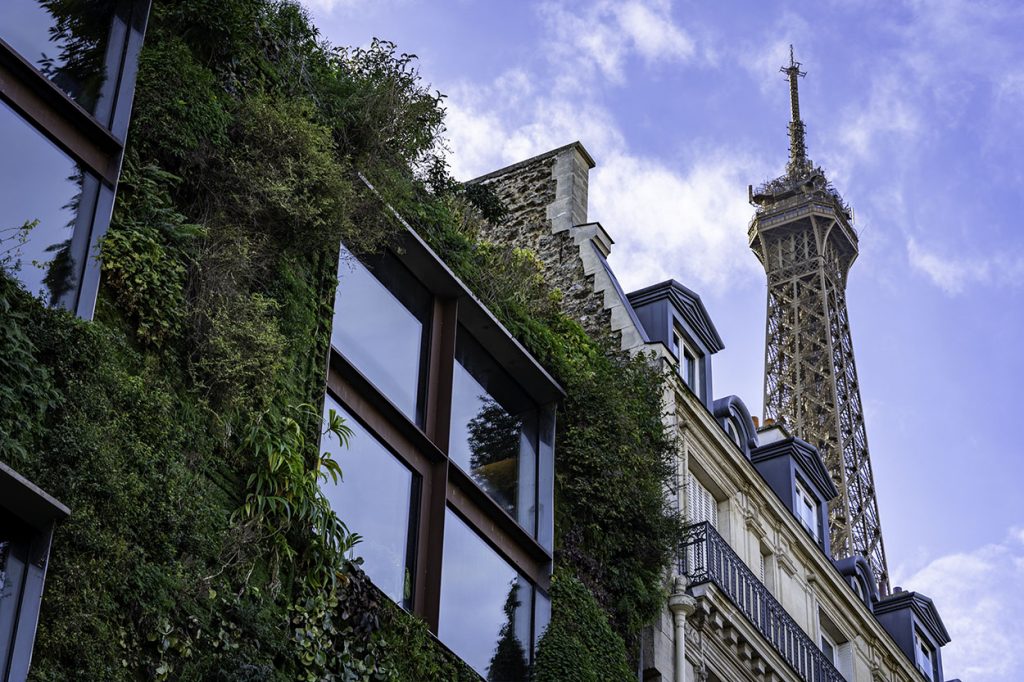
[1,1,682,680]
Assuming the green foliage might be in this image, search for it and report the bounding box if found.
[533,571,633,682]
[7,0,678,678]
[233,405,356,591]
[374,599,480,682]
[555,349,680,637]
[130,36,231,167]
[5,0,473,679]
[100,161,202,346]
[191,292,287,420]
[211,93,355,257]
[0,277,56,461]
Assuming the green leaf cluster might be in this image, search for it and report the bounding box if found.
[533,570,633,682]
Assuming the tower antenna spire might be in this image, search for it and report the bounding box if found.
[781,45,808,174]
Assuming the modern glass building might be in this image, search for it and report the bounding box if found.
[324,224,562,677]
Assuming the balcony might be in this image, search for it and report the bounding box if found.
[679,522,845,682]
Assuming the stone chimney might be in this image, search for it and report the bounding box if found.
[468,142,625,341]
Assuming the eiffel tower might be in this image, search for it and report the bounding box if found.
[748,47,890,595]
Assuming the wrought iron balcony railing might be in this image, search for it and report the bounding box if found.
[679,522,845,682]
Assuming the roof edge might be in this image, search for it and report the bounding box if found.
[465,141,596,184]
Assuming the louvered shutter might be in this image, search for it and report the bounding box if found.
[837,642,854,680]
[686,473,718,528]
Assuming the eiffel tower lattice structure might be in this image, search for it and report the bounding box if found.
[748,46,891,596]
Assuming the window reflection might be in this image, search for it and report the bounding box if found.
[439,511,532,680]
[320,396,417,607]
[332,248,431,425]
[0,510,31,671]
[2,0,118,113]
[450,329,537,529]
[0,100,85,305]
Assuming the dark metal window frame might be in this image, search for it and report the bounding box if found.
[0,463,69,682]
[326,234,560,655]
[0,0,151,318]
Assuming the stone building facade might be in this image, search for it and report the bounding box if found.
[471,142,955,682]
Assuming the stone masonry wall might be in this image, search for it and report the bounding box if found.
[472,144,615,340]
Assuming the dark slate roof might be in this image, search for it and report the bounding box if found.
[592,243,651,343]
[875,590,952,645]
[626,279,725,353]
[750,437,839,501]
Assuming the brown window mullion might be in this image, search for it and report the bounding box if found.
[418,297,457,631]
[0,42,122,184]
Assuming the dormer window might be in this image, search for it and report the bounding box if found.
[795,478,819,540]
[915,628,936,681]
[671,326,701,394]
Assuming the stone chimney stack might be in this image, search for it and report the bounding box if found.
[468,142,647,350]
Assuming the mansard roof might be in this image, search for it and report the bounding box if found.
[626,279,724,353]
[750,436,839,501]
[875,590,952,645]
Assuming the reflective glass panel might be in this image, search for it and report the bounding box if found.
[439,511,533,680]
[2,0,118,113]
[0,509,31,671]
[0,100,86,305]
[332,248,430,425]
[320,396,416,606]
[449,328,538,529]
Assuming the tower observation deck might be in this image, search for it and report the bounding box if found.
[748,47,891,595]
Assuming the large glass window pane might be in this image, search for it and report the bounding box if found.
[2,0,118,113]
[332,248,431,426]
[0,509,32,672]
[439,511,533,680]
[449,328,538,530]
[0,100,88,305]
[320,396,416,606]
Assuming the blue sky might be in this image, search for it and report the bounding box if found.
[302,1,1024,677]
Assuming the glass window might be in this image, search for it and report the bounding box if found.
[0,509,32,672]
[332,248,431,425]
[439,510,533,679]
[795,479,818,540]
[820,634,835,663]
[449,327,538,529]
[915,629,935,681]
[2,1,119,113]
[320,396,417,606]
[0,100,88,305]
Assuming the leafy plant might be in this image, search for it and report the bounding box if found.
[233,405,357,591]
[533,570,633,682]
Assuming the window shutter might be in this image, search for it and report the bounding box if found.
[837,642,854,679]
[686,473,718,529]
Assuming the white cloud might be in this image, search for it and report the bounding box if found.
[444,66,765,294]
[837,75,922,161]
[895,528,1024,681]
[907,237,1024,294]
[538,0,694,86]
[440,0,764,295]
[594,151,765,293]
